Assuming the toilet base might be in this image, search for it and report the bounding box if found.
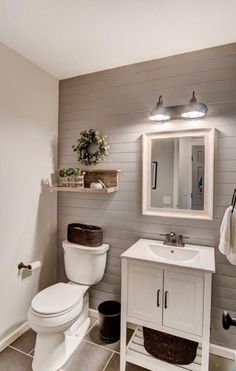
[32,294,90,371]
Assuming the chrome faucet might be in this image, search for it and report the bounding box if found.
[160,232,189,247]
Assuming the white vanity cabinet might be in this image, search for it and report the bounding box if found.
[127,263,163,325]
[127,262,204,336]
[120,239,215,371]
[163,269,204,336]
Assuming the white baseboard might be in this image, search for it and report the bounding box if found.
[0,321,30,352]
[88,308,98,319]
[210,343,236,361]
[88,308,236,362]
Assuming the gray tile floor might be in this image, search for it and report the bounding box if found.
[0,318,146,371]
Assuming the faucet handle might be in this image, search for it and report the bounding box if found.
[177,234,189,246]
[160,233,170,245]
[179,234,189,239]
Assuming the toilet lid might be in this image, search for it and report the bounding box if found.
[31,283,84,315]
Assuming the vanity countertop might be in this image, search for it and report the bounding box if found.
[121,238,215,273]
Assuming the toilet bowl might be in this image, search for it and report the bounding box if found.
[28,241,109,371]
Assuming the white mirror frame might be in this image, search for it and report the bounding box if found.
[142,128,215,220]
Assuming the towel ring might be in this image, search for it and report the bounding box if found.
[231,189,236,213]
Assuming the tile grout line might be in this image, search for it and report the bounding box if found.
[102,351,115,371]
[58,319,99,371]
[85,319,98,336]
[9,345,33,359]
[28,347,35,355]
[82,339,120,354]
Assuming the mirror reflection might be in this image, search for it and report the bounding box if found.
[151,136,205,210]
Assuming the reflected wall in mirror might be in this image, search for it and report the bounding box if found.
[142,128,215,220]
[151,136,205,210]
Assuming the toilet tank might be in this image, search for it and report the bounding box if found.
[62,241,109,285]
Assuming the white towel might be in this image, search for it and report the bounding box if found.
[219,206,236,265]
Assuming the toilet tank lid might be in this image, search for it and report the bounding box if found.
[62,241,109,254]
[31,283,85,315]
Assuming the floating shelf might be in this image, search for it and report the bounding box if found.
[49,186,118,193]
[126,327,202,371]
[50,169,121,194]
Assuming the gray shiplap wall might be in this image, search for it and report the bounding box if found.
[58,43,236,348]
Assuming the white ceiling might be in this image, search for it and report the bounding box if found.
[0,0,236,79]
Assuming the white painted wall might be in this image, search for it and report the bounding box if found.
[0,42,58,348]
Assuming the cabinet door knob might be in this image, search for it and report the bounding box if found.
[157,289,161,307]
[164,291,168,309]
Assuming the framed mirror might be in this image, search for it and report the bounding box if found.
[142,128,215,220]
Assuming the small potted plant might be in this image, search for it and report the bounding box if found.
[58,167,85,188]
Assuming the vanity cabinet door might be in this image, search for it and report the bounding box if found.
[163,270,204,336]
[127,262,163,324]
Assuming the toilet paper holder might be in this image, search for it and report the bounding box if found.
[18,261,41,271]
[18,262,32,270]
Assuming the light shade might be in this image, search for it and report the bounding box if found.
[181,91,208,119]
[149,96,170,122]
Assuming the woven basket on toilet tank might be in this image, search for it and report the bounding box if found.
[143,327,198,365]
[67,223,103,247]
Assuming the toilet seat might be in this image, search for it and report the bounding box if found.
[28,282,89,330]
[32,282,84,316]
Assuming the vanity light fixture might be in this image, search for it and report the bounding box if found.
[181,91,208,119]
[149,91,208,122]
[149,95,170,122]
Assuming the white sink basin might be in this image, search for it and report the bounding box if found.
[121,239,215,272]
[149,244,199,262]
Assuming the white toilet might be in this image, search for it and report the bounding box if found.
[28,240,109,371]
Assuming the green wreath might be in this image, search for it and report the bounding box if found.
[72,129,110,166]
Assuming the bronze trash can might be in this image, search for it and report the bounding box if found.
[143,327,198,365]
[98,301,121,343]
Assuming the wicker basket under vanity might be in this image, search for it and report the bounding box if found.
[143,327,198,365]
[60,174,85,188]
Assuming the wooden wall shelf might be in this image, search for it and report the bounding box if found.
[49,186,118,193]
[50,169,121,194]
